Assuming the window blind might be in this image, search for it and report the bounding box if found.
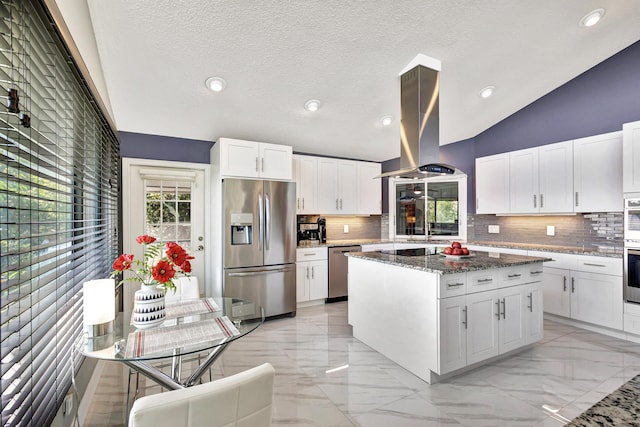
[0,1,120,425]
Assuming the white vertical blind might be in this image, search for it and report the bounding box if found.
[0,1,120,425]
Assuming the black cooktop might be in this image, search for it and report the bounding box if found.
[380,248,429,257]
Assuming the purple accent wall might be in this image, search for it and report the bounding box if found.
[383,40,640,214]
[119,131,214,163]
[474,40,640,157]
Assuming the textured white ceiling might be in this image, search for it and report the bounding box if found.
[85,0,640,162]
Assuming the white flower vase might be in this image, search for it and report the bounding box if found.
[132,284,166,329]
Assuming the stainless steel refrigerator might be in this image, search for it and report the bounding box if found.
[222,178,296,317]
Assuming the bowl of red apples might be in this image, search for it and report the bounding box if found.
[441,242,472,258]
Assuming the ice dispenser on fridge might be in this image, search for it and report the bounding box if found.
[230,213,253,245]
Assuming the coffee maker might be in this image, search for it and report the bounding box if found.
[317,216,326,243]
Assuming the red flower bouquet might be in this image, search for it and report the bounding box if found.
[111,235,194,293]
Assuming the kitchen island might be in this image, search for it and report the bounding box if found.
[347,250,550,383]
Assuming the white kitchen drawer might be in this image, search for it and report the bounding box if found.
[527,250,577,270]
[438,273,467,299]
[525,263,545,282]
[498,266,529,287]
[575,256,622,276]
[296,247,328,262]
[467,270,497,293]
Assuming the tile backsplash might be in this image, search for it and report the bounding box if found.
[469,213,623,253]
[297,215,382,241]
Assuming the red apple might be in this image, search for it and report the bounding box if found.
[443,247,452,255]
[461,248,470,255]
[451,241,462,249]
[452,248,463,255]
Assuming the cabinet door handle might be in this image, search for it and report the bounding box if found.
[583,263,606,268]
[306,266,310,280]
[462,306,468,329]
[477,278,493,283]
[340,199,343,210]
[571,277,575,293]
[527,292,533,312]
[530,270,543,275]
[311,266,315,279]
[575,192,579,207]
[507,274,522,279]
[297,197,300,209]
[302,198,305,209]
[447,282,465,288]
[540,194,544,208]
[533,194,537,208]
[261,157,264,172]
[563,276,567,292]
[476,198,479,211]
[501,298,506,319]
[336,199,339,210]
[495,300,501,320]
[256,157,259,172]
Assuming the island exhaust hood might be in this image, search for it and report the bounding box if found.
[378,62,461,179]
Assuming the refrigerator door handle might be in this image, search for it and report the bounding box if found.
[227,267,293,277]
[257,192,264,250]
[265,193,271,250]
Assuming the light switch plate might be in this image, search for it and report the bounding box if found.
[343,224,349,233]
[547,225,555,236]
[488,225,500,234]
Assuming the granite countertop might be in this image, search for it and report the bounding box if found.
[298,239,622,258]
[566,373,640,426]
[346,250,550,275]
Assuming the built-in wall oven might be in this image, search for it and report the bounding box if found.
[624,198,640,304]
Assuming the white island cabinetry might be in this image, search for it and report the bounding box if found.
[348,254,545,383]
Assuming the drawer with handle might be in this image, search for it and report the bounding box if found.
[498,266,529,287]
[467,270,497,293]
[575,256,622,276]
[296,247,328,262]
[438,273,467,299]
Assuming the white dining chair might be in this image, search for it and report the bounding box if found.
[179,276,200,300]
[128,363,275,427]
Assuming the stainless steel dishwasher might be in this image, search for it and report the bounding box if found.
[327,245,361,302]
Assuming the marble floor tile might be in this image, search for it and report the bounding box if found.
[82,302,640,427]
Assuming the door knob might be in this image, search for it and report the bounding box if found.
[197,245,204,251]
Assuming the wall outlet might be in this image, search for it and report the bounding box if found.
[488,225,500,234]
[547,225,555,236]
[343,224,349,233]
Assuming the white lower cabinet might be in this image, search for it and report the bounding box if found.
[533,251,623,331]
[438,271,543,376]
[296,248,328,303]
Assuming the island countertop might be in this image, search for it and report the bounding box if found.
[346,250,551,275]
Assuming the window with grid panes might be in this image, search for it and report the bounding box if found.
[0,1,120,425]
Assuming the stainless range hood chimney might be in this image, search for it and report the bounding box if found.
[378,61,461,178]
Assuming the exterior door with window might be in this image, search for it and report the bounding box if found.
[123,159,208,313]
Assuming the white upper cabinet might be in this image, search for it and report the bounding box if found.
[475,153,510,214]
[623,120,640,194]
[509,141,573,214]
[509,148,539,213]
[538,141,574,213]
[338,160,358,213]
[292,155,318,214]
[357,162,382,215]
[317,158,340,214]
[573,131,623,212]
[218,138,292,180]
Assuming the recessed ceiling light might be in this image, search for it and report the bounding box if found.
[479,86,495,98]
[304,99,321,112]
[579,8,605,28]
[205,77,226,92]
[380,116,393,126]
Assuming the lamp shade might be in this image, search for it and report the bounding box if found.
[83,279,115,336]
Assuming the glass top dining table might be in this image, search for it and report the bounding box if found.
[76,297,264,389]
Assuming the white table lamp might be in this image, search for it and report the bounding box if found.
[83,279,115,337]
